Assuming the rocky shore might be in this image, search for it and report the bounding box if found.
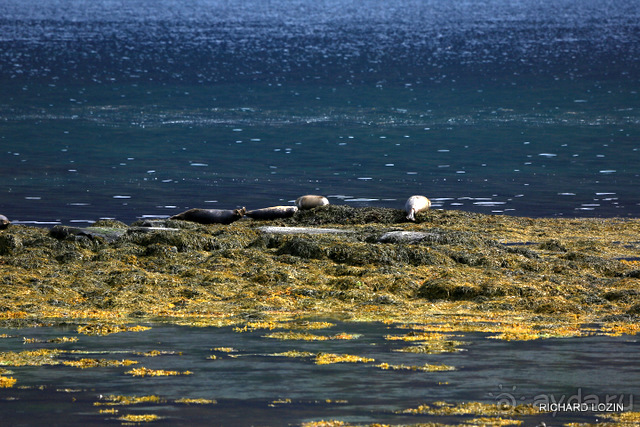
[1,206,639,338]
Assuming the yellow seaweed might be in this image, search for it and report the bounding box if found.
[62,358,138,369]
[174,398,217,405]
[124,367,192,377]
[116,414,161,423]
[0,376,17,388]
[94,395,165,406]
[375,362,455,372]
[77,324,151,336]
[263,331,360,341]
[314,353,375,365]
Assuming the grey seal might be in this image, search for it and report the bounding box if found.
[295,195,329,210]
[0,214,10,230]
[245,206,298,220]
[170,207,246,225]
[405,195,431,221]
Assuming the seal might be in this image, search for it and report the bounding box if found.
[245,206,298,220]
[295,195,329,210]
[0,215,10,230]
[170,207,246,225]
[405,195,431,221]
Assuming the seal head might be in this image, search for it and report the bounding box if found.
[295,195,329,210]
[0,215,10,230]
[405,195,431,221]
[170,207,246,225]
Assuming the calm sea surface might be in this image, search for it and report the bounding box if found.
[1,322,638,426]
[1,0,638,225]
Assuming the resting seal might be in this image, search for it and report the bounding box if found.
[0,215,10,230]
[246,206,298,220]
[170,207,246,225]
[405,195,431,221]
[295,195,329,210]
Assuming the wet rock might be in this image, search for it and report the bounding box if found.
[276,237,326,259]
[538,239,568,252]
[0,234,22,255]
[417,279,481,301]
[49,225,126,243]
[378,231,442,244]
[259,226,351,235]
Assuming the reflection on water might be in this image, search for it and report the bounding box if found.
[0,0,639,224]
[0,322,638,425]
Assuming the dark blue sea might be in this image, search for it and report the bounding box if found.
[1,0,639,225]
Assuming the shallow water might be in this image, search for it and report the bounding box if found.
[0,322,638,426]
[1,0,639,224]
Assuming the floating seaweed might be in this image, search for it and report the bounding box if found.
[116,414,162,423]
[0,349,62,366]
[77,324,151,336]
[0,375,17,388]
[95,395,166,406]
[125,367,193,377]
[398,400,541,416]
[174,398,217,405]
[375,362,455,372]
[269,350,315,358]
[62,358,138,369]
[314,353,375,365]
[263,331,360,341]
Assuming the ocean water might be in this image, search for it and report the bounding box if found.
[1,322,638,426]
[1,0,639,225]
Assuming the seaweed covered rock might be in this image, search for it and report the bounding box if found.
[285,205,407,225]
[0,208,639,335]
[0,233,22,255]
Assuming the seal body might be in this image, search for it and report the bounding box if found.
[295,195,329,210]
[0,215,10,230]
[405,195,431,221]
[170,207,246,225]
[246,206,298,220]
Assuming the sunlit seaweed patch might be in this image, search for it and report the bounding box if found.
[300,421,352,427]
[467,417,523,426]
[384,332,452,341]
[94,395,166,406]
[77,324,151,336]
[263,331,360,341]
[0,375,17,388]
[234,320,336,332]
[0,349,62,366]
[596,411,640,424]
[116,413,162,423]
[133,350,180,357]
[211,347,237,353]
[314,353,375,365]
[62,358,139,369]
[375,362,455,372]
[124,367,192,377]
[98,408,118,414]
[174,398,217,405]
[393,336,467,354]
[269,350,316,358]
[598,323,640,337]
[398,400,541,416]
[269,398,293,407]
